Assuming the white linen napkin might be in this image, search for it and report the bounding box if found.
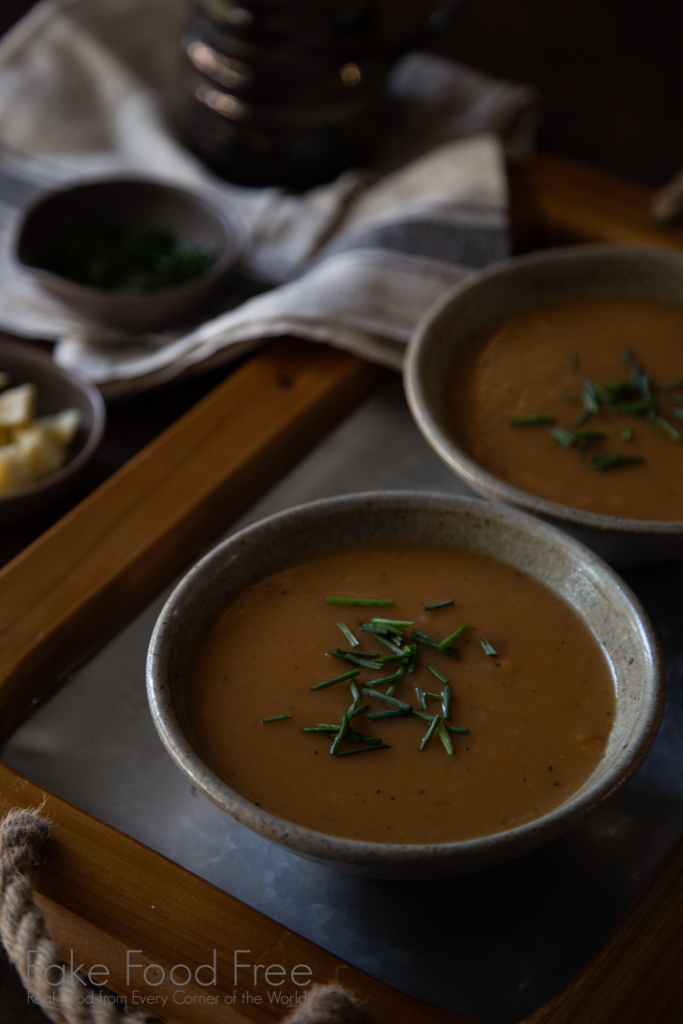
[0,0,539,397]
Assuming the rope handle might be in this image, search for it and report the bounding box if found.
[0,808,365,1024]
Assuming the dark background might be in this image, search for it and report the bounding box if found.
[1,0,682,1019]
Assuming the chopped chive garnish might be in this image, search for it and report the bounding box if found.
[631,364,652,402]
[326,597,394,606]
[328,650,383,670]
[424,599,454,611]
[362,621,405,637]
[336,744,391,756]
[331,714,352,755]
[438,719,455,755]
[437,625,470,650]
[350,678,360,701]
[420,715,441,751]
[337,622,359,647]
[581,379,600,415]
[311,668,359,691]
[371,618,413,628]
[374,634,405,655]
[577,430,607,441]
[511,413,555,426]
[624,348,634,367]
[480,638,498,657]
[412,711,468,733]
[591,454,645,472]
[348,703,370,718]
[622,428,633,442]
[362,688,412,711]
[367,709,410,721]
[426,663,449,684]
[416,687,427,710]
[551,427,576,448]
[442,684,452,721]
[557,387,577,404]
[262,713,291,723]
[336,648,381,658]
[659,379,683,393]
[614,399,657,415]
[672,408,683,420]
[302,726,338,733]
[412,629,460,659]
[424,691,442,701]
[378,651,411,664]
[372,667,406,687]
[653,417,682,443]
[568,352,578,372]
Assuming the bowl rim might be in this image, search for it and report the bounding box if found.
[146,490,665,872]
[13,174,245,301]
[0,338,105,503]
[404,243,683,536]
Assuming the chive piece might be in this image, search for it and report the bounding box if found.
[372,667,406,688]
[350,678,360,701]
[591,454,645,472]
[337,622,359,647]
[438,719,455,755]
[348,703,370,718]
[631,364,653,402]
[411,711,468,734]
[438,625,470,650]
[671,408,683,420]
[412,629,460,659]
[336,648,381,658]
[581,379,600,415]
[311,668,359,691]
[331,714,352,755]
[416,687,427,711]
[302,726,339,733]
[361,622,405,637]
[624,348,634,367]
[659,379,683,393]
[426,663,449,684]
[362,688,412,711]
[480,638,498,657]
[614,399,657,415]
[371,618,413,628]
[326,597,394,606]
[557,387,577,404]
[568,352,578,372]
[576,430,607,441]
[443,684,452,721]
[420,715,441,751]
[336,744,391,757]
[511,413,556,426]
[374,634,405,655]
[551,427,576,448]
[405,642,418,675]
[367,709,410,721]
[622,428,633,442]
[328,650,383,670]
[575,409,590,427]
[592,381,612,404]
[424,599,454,611]
[378,652,411,665]
[424,691,442,701]
[653,417,682,443]
[262,713,291,724]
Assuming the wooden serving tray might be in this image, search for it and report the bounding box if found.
[2,156,683,1024]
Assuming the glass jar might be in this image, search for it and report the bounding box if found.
[177,0,386,189]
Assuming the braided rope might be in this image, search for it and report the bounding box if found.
[0,808,365,1024]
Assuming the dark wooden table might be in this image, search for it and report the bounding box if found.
[1,1,682,1020]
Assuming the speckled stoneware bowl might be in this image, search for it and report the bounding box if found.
[147,491,664,880]
[405,244,683,568]
[0,340,105,524]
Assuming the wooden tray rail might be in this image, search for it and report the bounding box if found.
[1,156,683,1024]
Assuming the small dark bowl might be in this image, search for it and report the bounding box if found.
[15,178,243,331]
[0,340,105,524]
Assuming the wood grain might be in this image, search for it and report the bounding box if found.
[2,157,683,1024]
[0,339,382,740]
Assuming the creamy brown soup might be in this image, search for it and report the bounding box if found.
[446,297,683,520]
[188,542,615,845]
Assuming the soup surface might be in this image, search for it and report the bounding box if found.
[446,297,683,520]
[188,541,615,845]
